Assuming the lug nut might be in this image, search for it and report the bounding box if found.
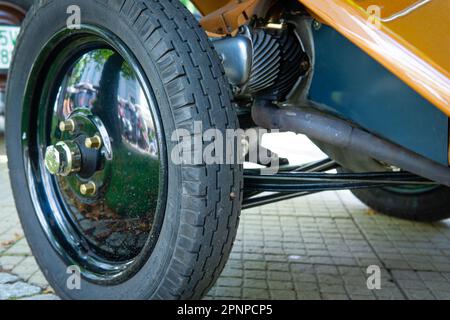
[85,135,102,149]
[80,181,97,196]
[59,119,76,133]
[44,141,82,176]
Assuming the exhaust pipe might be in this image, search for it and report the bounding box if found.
[252,102,450,186]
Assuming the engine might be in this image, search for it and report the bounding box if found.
[213,25,309,103]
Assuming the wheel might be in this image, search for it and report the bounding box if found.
[345,184,450,222]
[6,0,242,299]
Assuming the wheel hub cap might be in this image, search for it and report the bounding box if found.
[24,30,167,282]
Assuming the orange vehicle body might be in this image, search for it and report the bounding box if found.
[192,0,450,116]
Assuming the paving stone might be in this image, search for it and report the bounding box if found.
[4,238,31,256]
[293,281,319,291]
[350,294,376,300]
[391,270,420,280]
[0,282,41,300]
[297,290,321,300]
[0,255,25,272]
[220,268,243,278]
[214,286,241,299]
[403,289,436,300]
[28,271,49,289]
[216,277,242,288]
[267,262,289,272]
[244,270,267,280]
[0,273,19,284]
[396,279,428,290]
[243,288,269,300]
[317,274,344,285]
[244,279,268,289]
[267,280,294,290]
[244,261,266,270]
[267,271,292,281]
[270,289,296,300]
[319,284,347,294]
[373,288,405,300]
[11,257,39,281]
[321,293,349,300]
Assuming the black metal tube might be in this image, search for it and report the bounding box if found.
[252,103,450,186]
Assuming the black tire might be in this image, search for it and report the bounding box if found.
[336,156,450,222]
[6,0,242,300]
[348,186,450,222]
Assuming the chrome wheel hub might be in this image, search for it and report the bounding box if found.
[44,111,111,197]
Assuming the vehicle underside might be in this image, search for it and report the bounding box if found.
[195,0,450,208]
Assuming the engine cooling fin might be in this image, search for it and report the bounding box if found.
[248,27,306,101]
[248,30,281,94]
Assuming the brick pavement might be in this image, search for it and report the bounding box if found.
[1,132,450,300]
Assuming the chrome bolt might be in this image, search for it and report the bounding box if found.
[80,181,97,196]
[59,119,76,133]
[85,135,102,149]
[44,141,82,176]
[312,20,322,30]
[301,60,310,72]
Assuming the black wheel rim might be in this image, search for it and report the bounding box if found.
[22,25,167,283]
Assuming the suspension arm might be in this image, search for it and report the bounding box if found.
[242,159,437,209]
